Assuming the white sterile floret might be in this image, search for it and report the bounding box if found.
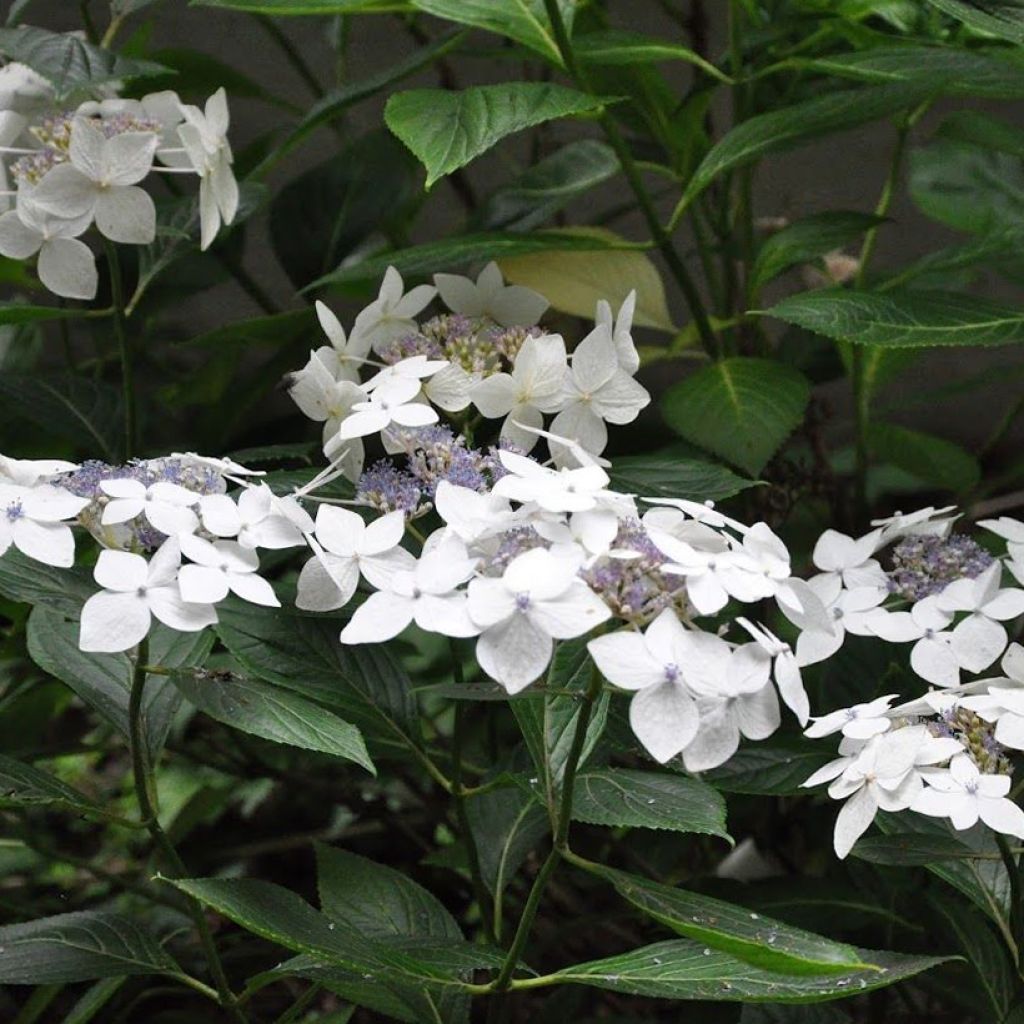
[0,481,88,567]
[340,538,478,643]
[31,117,159,244]
[736,617,810,725]
[335,375,438,440]
[314,300,371,383]
[170,452,264,480]
[641,495,750,534]
[178,534,280,607]
[198,484,308,549]
[99,478,200,537]
[549,323,650,466]
[492,450,612,514]
[935,562,1024,674]
[177,88,239,250]
[296,506,413,611]
[350,266,437,355]
[434,261,548,327]
[434,481,515,545]
[804,725,963,859]
[79,539,217,653]
[962,687,1024,751]
[678,636,779,772]
[913,754,1024,838]
[468,547,611,693]
[871,505,958,543]
[803,694,899,740]
[780,574,885,666]
[0,455,77,487]
[587,609,701,762]
[979,516,1024,546]
[0,190,97,299]
[648,530,752,616]
[469,334,567,452]
[594,290,639,374]
[0,62,53,117]
[811,527,888,595]
[864,595,958,687]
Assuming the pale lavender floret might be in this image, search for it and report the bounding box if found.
[483,527,549,575]
[356,461,422,515]
[390,427,518,498]
[887,533,995,601]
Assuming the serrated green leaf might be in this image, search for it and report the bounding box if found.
[751,212,885,293]
[0,912,178,984]
[704,744,834,796]
[851,832,979,866]
[609,446,757,501]
[661,358,810,476]
[926,0,1024,43]
[316,844,461,940]
[868,422,980,493]
[0,552,95,616]
[0,27,167,99]
[589,866,870,975]
[0,753,102,814]
[768,288,1024,348]
[310,229,627,291]
[27,606,211,764]
[168,668,374,773]
[678,82,939,212]
[574,28,730,82]
[385,83,608,188]
[408,0,576,64]
[475,140,619,232]
[571,768,730,840]
[547,938,949,1001]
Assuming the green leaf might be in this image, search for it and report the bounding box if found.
[608,447,758,502]
[261,30,463,174]
[930,898,1015,1021]
[385,83,608,188]
[0,374,122,462]
[0,912,178,984]
[548,938,949,1001]
[801,45,1024,99]
[679,82,939,210]
[61,977,128,1024]
[475,139,619,231]
[661,358,810,477]
[408,0,577,64]
[497,227,674,331]
[851,832,979,866]
[590,866,871,975]
[883,226,1024,289]
[910,137,1024,235]
[316,844,461,940]
[180,308,314,350]
[27,606,211,764]
[0,552,95,617]
[467,786,548,905]
[571,768,730,840]
[704,743,834,797]
[767,288,1024,348]
[512,638,608,819]
[270,132,417,288]
[750,212,885,293]
[0,27,167,99]
[190,0,405,11]
[938,108,1024,159]
[574,28,730,82]
[168,668,374,773]
[0,753,102,815]
[868,422,980,493]
[310,230,626,291]
[926,0,1024,43]
[0,304,95,326]
[214,602,419,758]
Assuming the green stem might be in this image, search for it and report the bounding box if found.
[997,834,1024,971]
[104,241,134,459]
[488,664,603,994]
[128,641,249,1024]
[539,0,718,357]
[272,982,323,1023]
[450,641,496,942]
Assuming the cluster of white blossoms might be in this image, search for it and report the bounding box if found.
[0,61,238,299]
[6,263,1024,866]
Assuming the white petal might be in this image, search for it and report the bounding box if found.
[470,373,517,419]
[94,549,148,591]
[530,583,611,639]
[979,796,1024,839]
[148,586,217,632]
[476,614,552,694]
[774,653,809,726]
[145,502,198,537]
[681,703,740,772]
[630,681,700,762]
[833,786,878,859]
[737,683,780,740]
[795,626,845,667]
[340,591,413,644]
[414,593,479,637]
[592,370,650,425]
[588,631,666,691]
[199,493,241,537]
[79,590,150,652]
[37,237,97,300]
[0,209,41,259]
[950,614,1007,674]
[390,401,438,428]
[94,185,155,244]
[911,637,961,687]
[178,564,229,604]
[12,518,74,567]
[296,552,358,611]
[31,163,96,219]
[228,571,280,607]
